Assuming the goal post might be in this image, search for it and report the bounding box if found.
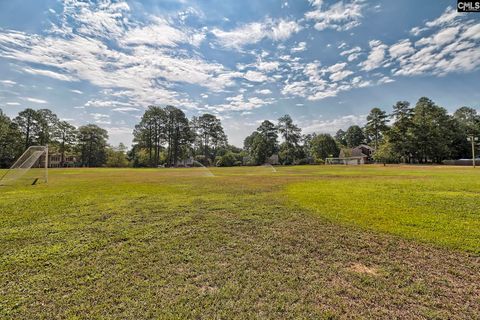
[325,156,365,165]
[0,145,49,186]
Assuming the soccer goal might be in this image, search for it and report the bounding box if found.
[325,156,365,165]
[0,146,48,186]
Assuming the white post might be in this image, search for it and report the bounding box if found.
[45,145,48,183]
[473,137,476,169]
[468,136,477,169]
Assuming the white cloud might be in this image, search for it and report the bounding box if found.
[462,23,480,40]
[360,40,387,71]
[23,67,76,82]
[61,0,130,39]
[271,19,301,40]
[255,60,280,72]
[340,46,361,56]
[0,0,476,127]
[281,80,310,97]
[389,39,414,59]
[24,97,48,104]
[291,41,307,53]
[410,26,426,36]
[301,114,367,134]
[210,94,275,112]
[256,89,272,95]
[425,6,460,28]
[85,99,132,108]
[308,0,324,7]
[0,80,16,85]
[211,18,301,50]
[434,47,480,75]
[70,89,83,94]
[112,107,140,112]
[392,9,480,77]
[121,17,204,47]
[281,61,340,101]
[306,0,365,31]
[90,112,110,124]
[326,62,347,73]
[416,26,460,46]
[347,52,362,61]
[0,0,248,111]
[378,76,394,84]
[329,70,353,82]
[5,102,20,105]
[244,70,268,82]
[340,47,362,61]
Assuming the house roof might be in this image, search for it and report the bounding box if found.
[356,144,375,151]
[351,149,368,157]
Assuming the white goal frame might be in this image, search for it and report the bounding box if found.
[325,156,365,165]
[0,145,48,185]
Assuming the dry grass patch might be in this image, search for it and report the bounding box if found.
[348,263,380,276]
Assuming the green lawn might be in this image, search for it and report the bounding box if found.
[1,166,479,319]
[286,166,480,252]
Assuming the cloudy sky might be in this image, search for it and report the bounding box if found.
[0,0,479,146]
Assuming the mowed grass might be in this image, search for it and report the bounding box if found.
[0,166,479,319]
[286,166,480,253]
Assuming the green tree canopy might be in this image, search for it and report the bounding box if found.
[14,108,41,150]
[192,113,227,162]
[365,107,389,150]
[345,125,365,147]
[0,109,22,167]
[77,124,108,167]
[277,115,302,164]
[310,133,339,162]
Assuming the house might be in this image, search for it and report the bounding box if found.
[48,153,79,168]
[339,145,375,164]
[266,154,279,165]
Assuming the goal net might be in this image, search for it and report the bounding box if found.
[325,156,365,165]
[0,146,48,186]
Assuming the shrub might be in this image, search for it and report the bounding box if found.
[216,152,238,167]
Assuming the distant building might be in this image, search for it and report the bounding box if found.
[176,157,194,167]
[339,145,375,163]
[325,144,375,165]
[266,154,279,165]
[48,153,79,168]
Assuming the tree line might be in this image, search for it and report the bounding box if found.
[366,97,479,164]
[1,96,478,168]
[0,108,114,168]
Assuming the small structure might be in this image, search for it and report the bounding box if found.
[47,153,78,168]
[176,157,194,167]
[266,154,279,165]
[325,156,366,165]
[326,145,375,165]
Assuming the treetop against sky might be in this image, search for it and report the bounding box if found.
[0,0,479,146]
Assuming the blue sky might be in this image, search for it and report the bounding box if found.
[0,0,479,146]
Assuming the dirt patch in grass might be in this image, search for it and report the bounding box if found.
[348,263,380,276]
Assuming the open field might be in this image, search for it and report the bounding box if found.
[1,165,479,319]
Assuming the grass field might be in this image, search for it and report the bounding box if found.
[1,165,479,319]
